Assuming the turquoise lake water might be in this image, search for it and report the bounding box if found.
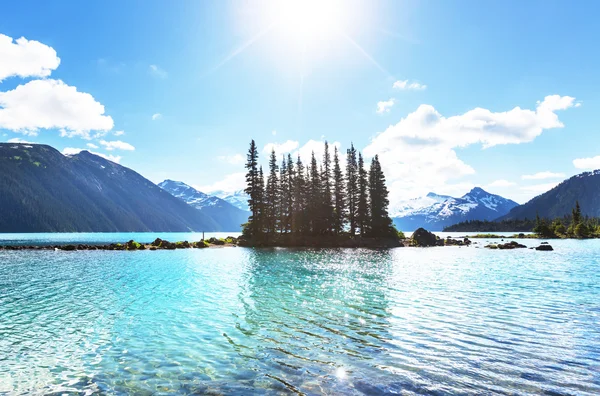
[1,234,599,395]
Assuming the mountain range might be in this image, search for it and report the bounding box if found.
[2,143,598,233]
[499,170,600,220]
[392,187,519,231]
[158,180,249,231]
[0,143,221,232]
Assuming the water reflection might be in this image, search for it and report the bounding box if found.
[1,242,600,394]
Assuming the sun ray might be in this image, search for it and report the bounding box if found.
[340,32,392,78]
[207,23,275,75]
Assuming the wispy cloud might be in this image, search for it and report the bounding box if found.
[218,154,245,165]
[149,64,167,79]
[393,80,427,90]
[98,140,135,151]
[263,140,299,155]
[152,113,162,121]
[487,179,516,188]
[376,98,395,114]
[521,171,565,180]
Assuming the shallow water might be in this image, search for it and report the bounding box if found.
[1,235,599,395]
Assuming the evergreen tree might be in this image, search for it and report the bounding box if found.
[243,140,260,237]
[332,146,346,234]
[279,155,289,233]
[257,166,265,234]
[321,141,334,233]
[357,152,369,236]
[573,200,582,225]
[346,143,359,235]
[368,155,395,237]
[308,151,322,234]
[283,154,295,233]
[265,149,280,236]
[292,155,306,234]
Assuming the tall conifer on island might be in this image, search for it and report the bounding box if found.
[257,166,265,234]
[357,152,370,236]
[368,155,395,237]
[332,146,346,235]
[321,141,334,234]
[243,139,399,245]
[309,151,322,234]
[265,149,280,236]
[292,155,306,235]
[284,153,295,234]
[346,143,359,235]
[243,139,260,237]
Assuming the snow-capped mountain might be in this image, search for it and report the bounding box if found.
[390,192,453,218]
[158,180,250,231]
[392,187,518,231]
[211,189,249,212]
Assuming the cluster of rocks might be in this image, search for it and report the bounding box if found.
[484,240,554,251]
[409,228,471,247]
[0,237,239,252]
[485,241,527,249]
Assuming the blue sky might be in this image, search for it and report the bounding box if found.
[1,0,599,204]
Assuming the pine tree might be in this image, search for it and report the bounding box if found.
[265,149,280,236]
[257,166,265,234]
[243,140,260,237]
[309,151,322,235]
[285,153,295,234]
[292,155,306,234]
[332,146,346,234]
[357,152,369,236]
[368,155,395,237]
[573,201,582,225]
[321,141,334,233]
[346,143,359,235]
[279,155,288,233]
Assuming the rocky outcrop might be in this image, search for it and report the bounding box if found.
[410,228,442,247]
[485,241,527,249]
[535,243,554,251]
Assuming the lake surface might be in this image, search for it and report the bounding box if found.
[1,234,599,395]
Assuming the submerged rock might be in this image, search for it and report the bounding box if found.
[485,241,527,250]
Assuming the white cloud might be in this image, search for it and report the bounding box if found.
[149,64,167,79]
[263,140,299,155]
[152,113,162,121]
[6,137,34,144]
[218,154,245,165]
[520,182,560,194]
[393,80,427,90]
[113,130,125,136]
[99,140,135,151]
[487,179,516,188]
[521,171,565,180]
[61,147,121,163]
[86,143,99,149]
[0,34,60,82]
[364,95,577,202]
[376,98,395,114]
[272,130,277,136]
[198,172,246,193]
[293,140,342,163]
[0,79,114,139]
[573,155,600,170]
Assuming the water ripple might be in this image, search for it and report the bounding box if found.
[1,238,600,394]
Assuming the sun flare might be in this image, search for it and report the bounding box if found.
[269,0,348,45]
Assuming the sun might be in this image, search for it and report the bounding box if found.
[269,0,347,45]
